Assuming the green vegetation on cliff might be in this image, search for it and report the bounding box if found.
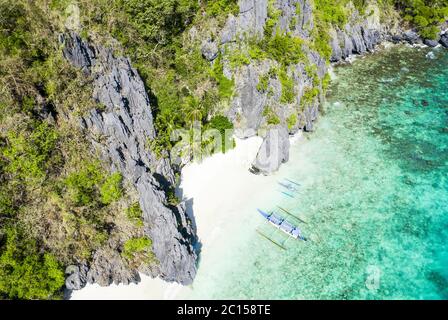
[395,0,448,39]
[0,229,65,299]
[208,115,235,152]
[122,236,155,266]
[0,0,149,299]
[263,106,281,125]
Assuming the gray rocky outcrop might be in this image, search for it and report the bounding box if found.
[215,1,445,175]
[329,5,384,62]
[238,0,268,37]
[303,104,319,132]
[391,34,403,43]
[65,264,89,291]
[61,32,197,289]
[440,33,448,48]
[403,29,421,44]
[424,39,439,47]
[201,39,219,61]
[251,126,290,175]
[59,33,94,73]
[228,61,271,139]
[222,0,322,174]
[219,0,268,45]
[85,248,141,286]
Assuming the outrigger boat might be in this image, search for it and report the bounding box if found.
[257,209,307,241]
[278,178,301,194]
[278,181,297,192]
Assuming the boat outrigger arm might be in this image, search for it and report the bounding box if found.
[256,229,287,250]
[277,206,308,224]
[278,181,297,192]
[257,209,307,241]
[285,178,301,186]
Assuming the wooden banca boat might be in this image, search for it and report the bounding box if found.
[257,209,307,242]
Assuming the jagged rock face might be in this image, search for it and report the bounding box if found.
[238,0,269,37]
[220,0,322,174]
[61,32,197,288]
[440,33,448,48]
[201,39,219,61]
[329,7,383,62]
[219,0,269,46]
[424,39,439,47]
[303,104,319,132]
[251,126,290,175]
[228,61,271,138]
[86,248,141,286]
[65,265,89,291]
[403,30,422,44]
[220,1,420,174]
[394,29,448,48]
[59,33,94,73]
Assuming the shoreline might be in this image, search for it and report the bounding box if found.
[71,132,304,299]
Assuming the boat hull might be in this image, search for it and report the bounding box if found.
[257,209,305,241]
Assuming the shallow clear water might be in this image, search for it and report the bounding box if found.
[188,45,448,299]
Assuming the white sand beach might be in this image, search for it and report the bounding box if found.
[71,133,303,300]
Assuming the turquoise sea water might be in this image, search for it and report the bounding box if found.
[188,45,448,299]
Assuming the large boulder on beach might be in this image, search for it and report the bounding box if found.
[251,126,290,175]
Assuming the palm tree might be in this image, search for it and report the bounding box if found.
[182,95,203,128]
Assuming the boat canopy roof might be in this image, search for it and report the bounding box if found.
[269,213,284,225]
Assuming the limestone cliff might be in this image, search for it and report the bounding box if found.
[199,0,384,175]
[200,0,446,175]
[200,0,325,175]
[61,32,197,289]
